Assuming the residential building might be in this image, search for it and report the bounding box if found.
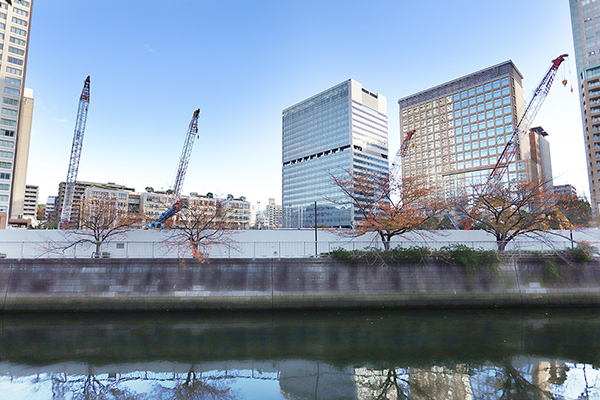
[7,182,35,228]
[398,61,551,198]
[8,87,33,226]
[22,183,36,219]
[141,192,251,229]
[0,0,34,228]
[265,197,282,228]
[282,79,388,228]
[45,195,57,219]
[54,181,135,228]
[554,184,578,197]
[569,0,600,214]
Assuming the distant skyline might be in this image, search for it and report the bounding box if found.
[26,1,585,206]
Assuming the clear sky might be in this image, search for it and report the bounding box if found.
[25,0,586,207]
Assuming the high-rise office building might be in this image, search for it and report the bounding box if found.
[398,61,552,198]
[0,0,33,228]
[282,79,388,228]
[569,0,600,214]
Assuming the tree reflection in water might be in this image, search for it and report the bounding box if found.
[47,367,237,400]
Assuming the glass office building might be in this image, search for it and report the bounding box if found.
[398,61,552,199]
[282,79,388,228]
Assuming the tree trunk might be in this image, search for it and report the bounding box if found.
[94,242,101,258]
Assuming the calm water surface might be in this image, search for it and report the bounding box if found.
[1,308,599,399]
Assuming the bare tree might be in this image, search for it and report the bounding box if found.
[330,169,443,250]
[167,196,236,260]
[453,179,558,251]
[56,190,142,257]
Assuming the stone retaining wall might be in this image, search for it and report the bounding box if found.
[1,257,599,311]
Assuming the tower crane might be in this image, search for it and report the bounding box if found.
[58,76,91,230]
[487,54,568,185]
[146,109,200,229]
[390,129,416,178]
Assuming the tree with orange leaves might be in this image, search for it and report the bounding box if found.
[453,179,559,251]
[330,169,443,250]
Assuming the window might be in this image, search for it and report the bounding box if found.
[0,172,10,180]
[10,27,26,37]
[8,46,24,56]
[493,89,501,98]
[1,129,14,137]
[502,96,511,105]
[13,7,28,17]
[465,160,472,168]
[0,150,12,158]
[461,91,467,99]
[486,110,493,119]
[493,80,500,89]
[497,126,505,135]
[501,77,509,86]
[3,98,18,106]
[14,0,30,7]
[2,108,16,116]
[5,77,20,86]
[7,57,22,66]
[9,36,25,46]
[1,118,15,126]
[0,139,13,148]
[4,87,19,95]
[468,88,475,97]
[464,142,471,151]
[484,83,491,91]
[0,161,11,169]
[476,86,483,94]
[485,92,492,101]
[6,67,21,76]
[0,184,7,190]
[12,17,27,27]
[481,148,488,156]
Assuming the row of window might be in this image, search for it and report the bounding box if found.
[1,128,14,137]
[0,161,11,169]
[0,172,9,180]
[7,66,21,76]
[7,56,21,65]
[0,139,13,148]
[0,150,11,158]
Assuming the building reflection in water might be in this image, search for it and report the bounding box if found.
[0,309,599,399]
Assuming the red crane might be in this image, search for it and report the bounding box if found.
[390,129,416,178]
[488,54,568,184]
[59,76,91,230]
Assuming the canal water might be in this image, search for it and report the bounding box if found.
[0,308,599,399]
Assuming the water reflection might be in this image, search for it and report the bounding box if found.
[0,309,599,399]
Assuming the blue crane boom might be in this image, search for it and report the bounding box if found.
[59,76,91,230]
[146,109,200,229]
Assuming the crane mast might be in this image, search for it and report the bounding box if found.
[488,54,568,183]
[59,76,91,230]
[147,109,200,229]
[173,108,200,197]
[390,129,416,178]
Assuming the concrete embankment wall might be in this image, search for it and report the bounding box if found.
[1,257,599,311]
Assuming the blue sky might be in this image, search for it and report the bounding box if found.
[26,0,585,205]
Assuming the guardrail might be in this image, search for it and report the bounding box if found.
[0,238,586,259]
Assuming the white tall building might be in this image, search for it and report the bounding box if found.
[282,79,388,228]
[0,0,33,228]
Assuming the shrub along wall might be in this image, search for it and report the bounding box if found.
[0,255,599,312]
